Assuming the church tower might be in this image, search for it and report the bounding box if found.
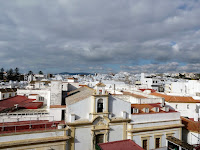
[91,82,109,118]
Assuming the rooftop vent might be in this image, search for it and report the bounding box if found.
[142,108,149,113]
[14,104,18,109]
[132,108,139,114]
[161,106,169,112]
[152,107,160,112]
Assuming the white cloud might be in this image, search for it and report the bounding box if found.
[172,43,180,52]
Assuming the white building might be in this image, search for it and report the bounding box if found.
[165,80,200,97]
[181,117,200,145]
[151,92,200,121]
[65,83,183,150]
[140,73,163,92]
[66,83,131,150]
[0,88,17,100]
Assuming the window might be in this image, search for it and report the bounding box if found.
[175,104,178,109]
[187,104,189,109]
[145,108,149,113]
[39,97,44,101]
[97,99,103,113]
[96,134,104,144]
[155,137,160,148]
[142,139,148,150]
[155,107,159,112]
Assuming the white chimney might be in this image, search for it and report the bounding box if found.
[70,114,76,122]
[14,104,18,109]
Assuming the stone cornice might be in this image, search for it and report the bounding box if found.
[0,136,70,149]
[127,124,184,133]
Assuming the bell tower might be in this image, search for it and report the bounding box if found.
[91,82,109,118]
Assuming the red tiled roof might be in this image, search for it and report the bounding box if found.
[139,89,156,93]
[131,103,176,114]
[181,117,200,133]
[98,139,144,150]
[0,95,43,112]
[23,102,43,109]
[151,93,200,103]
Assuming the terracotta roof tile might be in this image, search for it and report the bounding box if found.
[151,93,200,103]
[0,96,43,112]
[131,103,176,114]
[98,139,144,150]
[181,117,200,133]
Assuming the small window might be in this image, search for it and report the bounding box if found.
[144,108,149,113]
[96,134,104,144]
[97,99,103,113]
[132,108,139,114]
[187,104,189,109]
[175,104,178,109]
[39,97,44,101]
[155,107,159,112]
[155,137,160,148]
[142,139,148,150]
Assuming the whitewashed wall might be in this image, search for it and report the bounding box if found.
[166,102,197,119]
[109,124,124,142]
[109,95,131,119]
[74,127,92,150]
[17,89,50,106]
[66,97,92,122]
[132,128,180,149]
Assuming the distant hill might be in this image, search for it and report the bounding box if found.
[57,72,94,75]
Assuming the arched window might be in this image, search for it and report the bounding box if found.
[97,99,103,113]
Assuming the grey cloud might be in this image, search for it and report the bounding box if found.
[121,62,200,74]
[0,0,200,73]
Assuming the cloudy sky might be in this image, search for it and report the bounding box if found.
[0,0,200,74]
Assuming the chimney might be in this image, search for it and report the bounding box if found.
[14,104,18,109]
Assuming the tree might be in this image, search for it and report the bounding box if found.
[14,67,19,75]
[39,71,43,75]
[28,70,33,75]
[7,68,13,76]
[7,68,14,81]
[0,68,4,73]
[0,68,4,80]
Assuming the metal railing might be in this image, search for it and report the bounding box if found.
[0,120,58,134]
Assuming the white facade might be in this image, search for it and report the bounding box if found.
[17,89,51,107]
[140,73,162,91]
[128,112,182,149]
[165,80,200,97]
